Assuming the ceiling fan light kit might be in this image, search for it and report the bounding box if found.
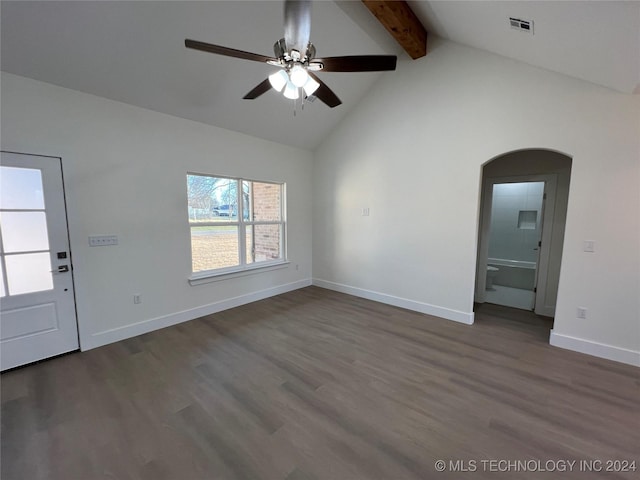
[289,64,309,87]
[302,76,320,96]
[268,70,289,92]
[185,0,397,109]
[268,64,319,102]
[283,82,300,100]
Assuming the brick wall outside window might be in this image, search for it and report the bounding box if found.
[250,182,281,262]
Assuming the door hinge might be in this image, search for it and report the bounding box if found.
[534,287,537,293]
[538,240,542,247]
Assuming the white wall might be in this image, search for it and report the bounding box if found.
[1,72,313,350]
[313,39,640,365]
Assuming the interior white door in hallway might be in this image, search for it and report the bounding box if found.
[1,152,79,370]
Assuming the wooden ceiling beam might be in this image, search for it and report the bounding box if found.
[361,0,427,59]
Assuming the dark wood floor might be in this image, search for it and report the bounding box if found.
[2,287,638,479]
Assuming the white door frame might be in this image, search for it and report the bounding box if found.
[1,151,79,370]
[475,174,558,316]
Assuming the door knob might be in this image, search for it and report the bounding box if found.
[50,265,70,274]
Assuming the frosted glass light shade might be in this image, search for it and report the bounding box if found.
[289,64,309,88]
[268,70,288,92]
[302,76,320,96]
[283,81,299,99]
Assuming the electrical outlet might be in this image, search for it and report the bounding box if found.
[577,307,587,319]
[362,207,370,216]
[133,294,142,305]
[583,240,595,253]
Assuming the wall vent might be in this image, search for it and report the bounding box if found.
[509,17,534,35]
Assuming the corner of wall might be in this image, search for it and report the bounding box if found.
[549,330,640,367]
[312,278,474,325]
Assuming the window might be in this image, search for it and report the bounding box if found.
[0,166,54,296]
[187,174,286,278]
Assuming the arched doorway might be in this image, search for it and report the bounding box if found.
[475,149,572,318]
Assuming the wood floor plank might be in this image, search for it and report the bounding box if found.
[2,286,638,479]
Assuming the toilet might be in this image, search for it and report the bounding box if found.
[486,266,499,291]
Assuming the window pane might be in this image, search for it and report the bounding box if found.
[245,225,254,264]
[191,226,239,272]
[187,175,238,222]
[242,181,251,221]
[5,252,53,295]
[0,166,45,210]
[250,224,282,263]
[1,212,50,253]
[251,182,281,221]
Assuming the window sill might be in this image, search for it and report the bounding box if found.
[188,261,290,286]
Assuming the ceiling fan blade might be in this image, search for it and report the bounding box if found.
[284,0,311,54]
[243,79,273,100]
[185,39,276,64]
[314,55,397,72]
[307,72,341,108]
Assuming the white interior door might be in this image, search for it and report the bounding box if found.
[533,176,558,317]
[1,152,79,370]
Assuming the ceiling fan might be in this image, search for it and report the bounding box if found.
[185,0,397,108]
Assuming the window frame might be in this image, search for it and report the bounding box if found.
[187,173,287,283]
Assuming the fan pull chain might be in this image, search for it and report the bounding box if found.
[293,87,304,117]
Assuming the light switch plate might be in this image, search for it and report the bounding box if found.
[89,235,118,247]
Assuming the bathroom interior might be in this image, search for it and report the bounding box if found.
[485,181,545,310]
[475,149,572,319]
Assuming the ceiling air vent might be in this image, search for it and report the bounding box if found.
[509,17,534,35]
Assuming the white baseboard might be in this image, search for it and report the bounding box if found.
[312,278,474,325]
[550,330,640,367]
[81,279,312,350]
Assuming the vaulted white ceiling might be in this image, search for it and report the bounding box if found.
[2,1,638,150]
[409,0,640,95]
